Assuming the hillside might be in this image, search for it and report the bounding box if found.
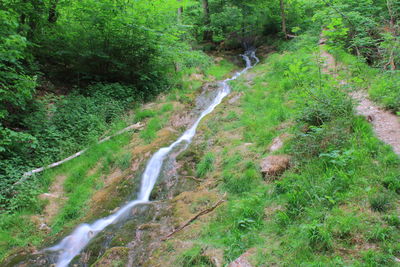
[1,0,400,266]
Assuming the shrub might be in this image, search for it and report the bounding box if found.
[296,87,354,127]
[84,83,140,105]
[291,119,352,160]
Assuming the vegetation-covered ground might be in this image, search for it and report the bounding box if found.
[148,38,400,266]
[0,58,237,261]
[1,0,400,266]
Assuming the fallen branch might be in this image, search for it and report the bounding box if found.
[182,176,203,182]
[15,122,145,185]
[162,194,226,240]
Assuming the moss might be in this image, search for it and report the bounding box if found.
[92,247,129,267]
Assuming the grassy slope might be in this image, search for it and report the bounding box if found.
[150,43,400,266]
[0,59,236,261]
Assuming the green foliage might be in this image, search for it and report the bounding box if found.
[369,73,400,113]
[0,10,36,122]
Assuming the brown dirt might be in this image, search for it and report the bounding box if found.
[34,174,68,230]
[351,91,400,155]
[320,44,400,156]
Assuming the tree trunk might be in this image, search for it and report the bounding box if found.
[48,0,59,23]
[202,0,213,41]
[280,0,287,39]
[177,0,183,22]
[386,0,397,70]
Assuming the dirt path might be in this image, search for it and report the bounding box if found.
[320,44,400,156]
[32,174,68,231]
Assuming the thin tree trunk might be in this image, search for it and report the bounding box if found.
[386,0,397,70]
[202,0,212,41]
[48,0,59,23]
[280,0,288,39]
[177,0,183,22]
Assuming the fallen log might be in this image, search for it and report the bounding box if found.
[15,122,144,185]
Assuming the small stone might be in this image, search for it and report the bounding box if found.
[228,250,254,267]
[260,155,291,180]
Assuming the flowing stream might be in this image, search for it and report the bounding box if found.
[45,50,259,267]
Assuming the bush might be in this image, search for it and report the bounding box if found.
[84,83,141,105]
[297,87,354,127]
[291,119,353,160]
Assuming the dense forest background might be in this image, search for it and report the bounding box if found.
[0,0,399,212]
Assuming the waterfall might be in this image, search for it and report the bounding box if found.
[45,50,259,267]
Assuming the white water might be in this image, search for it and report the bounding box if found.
[45,51,259,267]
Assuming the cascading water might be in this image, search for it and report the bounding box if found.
[45,50,259,267]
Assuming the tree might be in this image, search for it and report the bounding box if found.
[280,0,288,39]
[202,0,213,41]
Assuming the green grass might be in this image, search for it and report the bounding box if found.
[196,152,215,178]
[205,59,236,80]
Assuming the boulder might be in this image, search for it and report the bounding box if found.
[260,155,291,179]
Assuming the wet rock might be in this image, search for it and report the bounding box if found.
[260,155,291,179]
[228,249,255,267]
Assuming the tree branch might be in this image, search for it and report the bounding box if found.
[162,194,226,240]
